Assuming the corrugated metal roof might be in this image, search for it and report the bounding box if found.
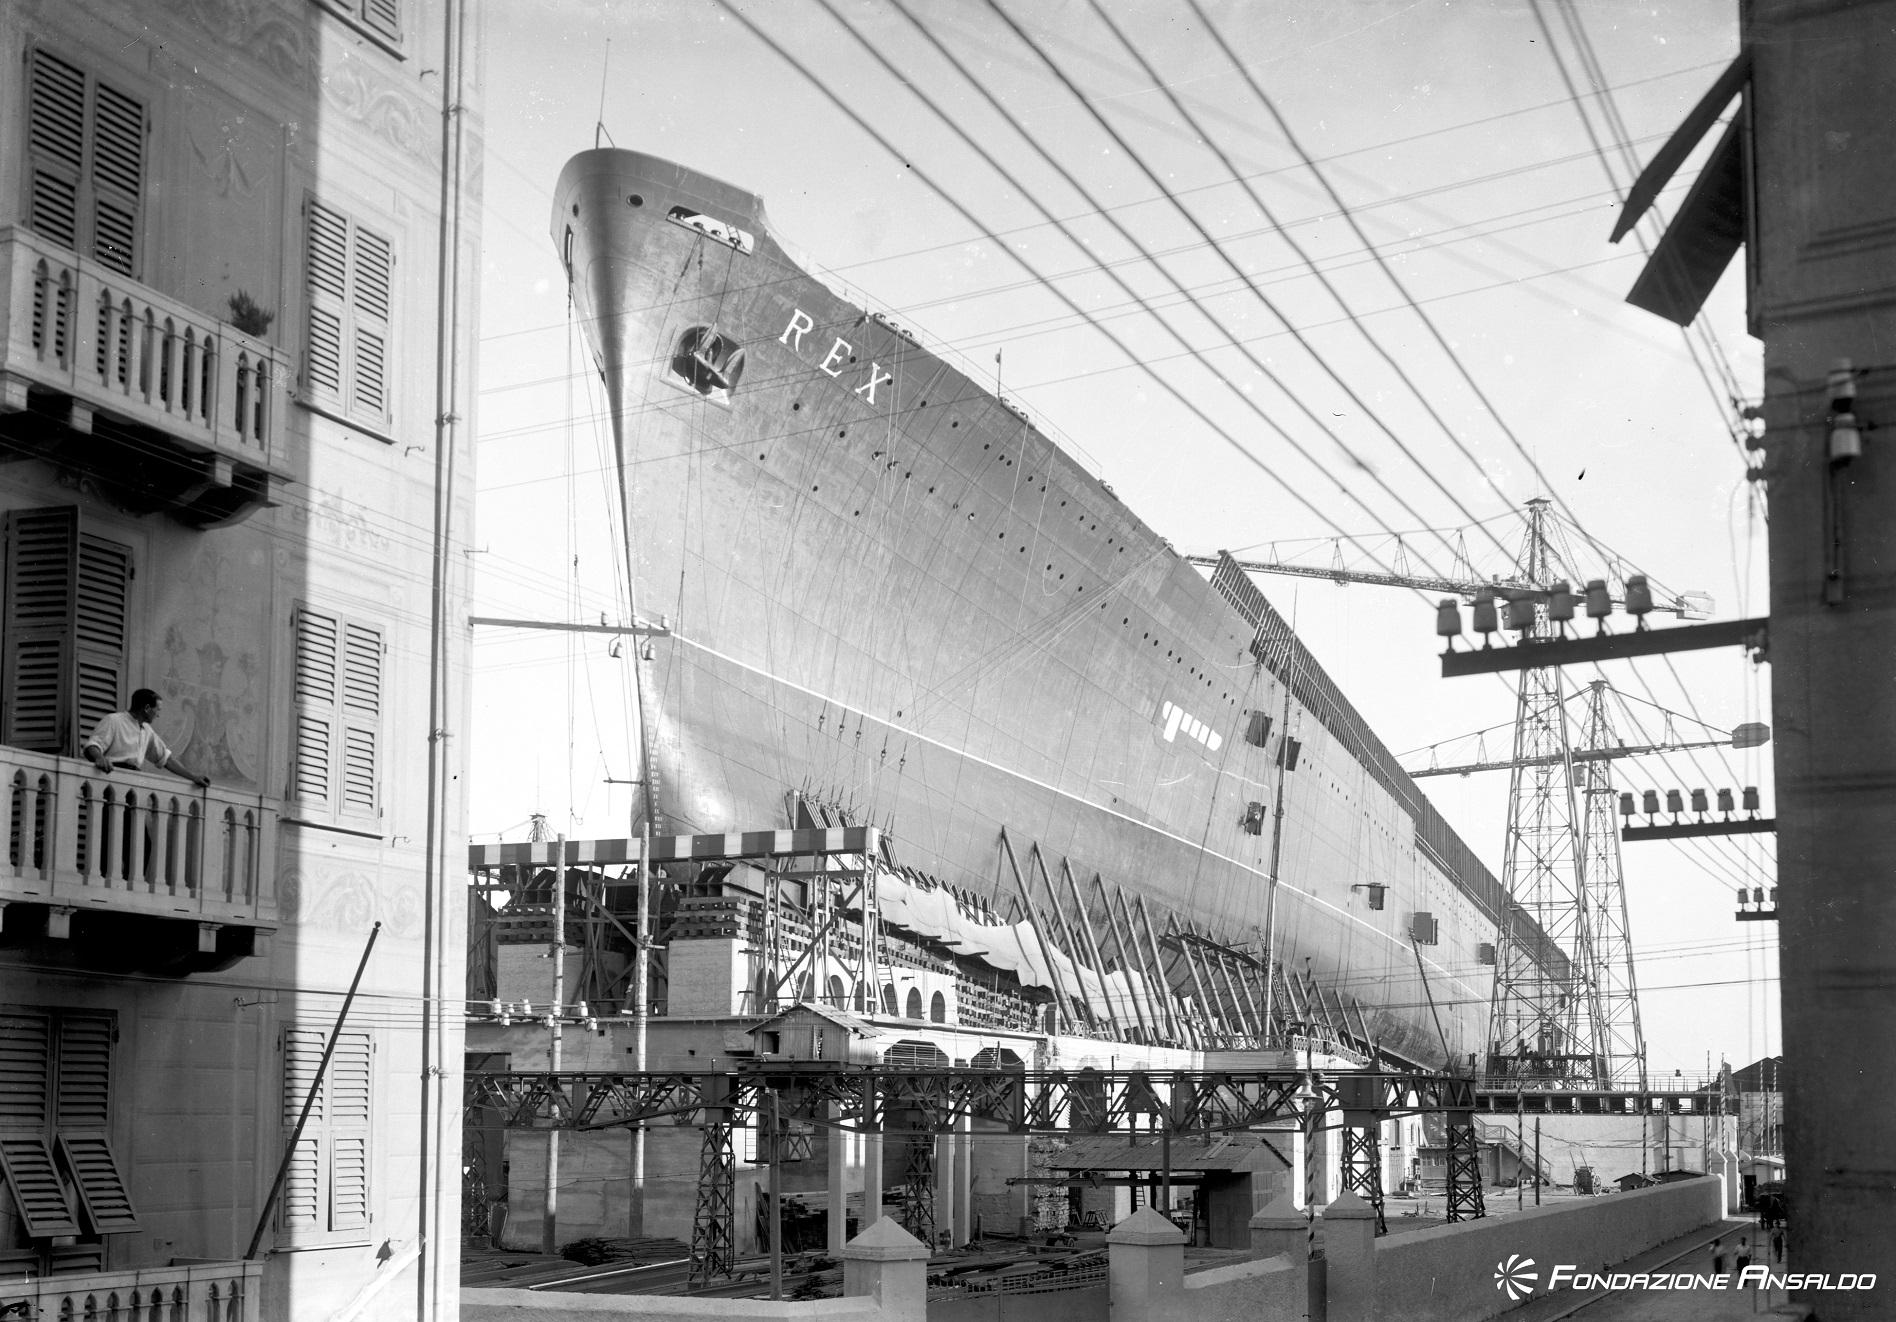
[1045,1131,1292,1173]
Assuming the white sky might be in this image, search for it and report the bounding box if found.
[468,0,1778,1084]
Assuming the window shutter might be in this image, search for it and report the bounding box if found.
[363,0,403,41]
[0,1136,80,1238]
[340,622,381,813]
[24,49,144,273]
[280,1028,326,1232]
[3,508,80,755]
[57,1133,138,1233]
[53,1015,111,1132]
[328,1034,372,1229]
[0,1014,52,1131]
[25,49,86,252]
[88,81,145,275]
[349,226,392,421]
[292,609,340,805]
[73,537,130,742]
[305,202,351,406]
[0,1013,78,1239]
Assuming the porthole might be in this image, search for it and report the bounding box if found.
[628,194,644,207]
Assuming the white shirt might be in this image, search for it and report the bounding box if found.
[81,711,173,770]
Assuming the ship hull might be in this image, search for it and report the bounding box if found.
[555,148,1529,1069]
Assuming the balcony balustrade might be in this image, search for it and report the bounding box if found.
[0,1259,263,1322]
[3,746,277,952]
[0,226,291,527]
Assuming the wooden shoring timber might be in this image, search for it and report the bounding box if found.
[1092,874,1155,1042]
[1029,845,1097,1029]
[999,830,1076,1033]
[1134,896,1191,1050]
[1164,914,1222,1044]
[1209,937,1261,1043]
[1117,888,1180,1045]
[1061,860,1119,1035]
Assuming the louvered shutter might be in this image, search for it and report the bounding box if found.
[3,509,79,754]
[25,49,85,252]
[327,1034,372,1230]
[25,49,144,273]
[74,537,130,741]
[340,622,381,813]
[280,1028,326,1231]
[349,226,392,422]
[0,1014,52,1132]
[51,1014,136,1234]
[291,608,339,805]
[0,1013,77,1239]
[88,81,145,275]
[304,202,350,408]
[0,1136,79,1238]
[363,0,403,40]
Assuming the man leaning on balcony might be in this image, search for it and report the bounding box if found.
[81,689,211,788]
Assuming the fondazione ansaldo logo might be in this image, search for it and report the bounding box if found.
[1492,1257,1878,1296]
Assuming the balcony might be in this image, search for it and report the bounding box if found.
[0,1260,263,1321]
[0,226,292,528]
[3,747,278,972]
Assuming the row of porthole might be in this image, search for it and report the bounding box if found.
[774,391,1244,704]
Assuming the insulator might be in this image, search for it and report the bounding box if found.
[1665,789,1684,815]
[1736,887,1748,906]
[1625,574,1654,616]
[1752,888,1765,906]
[1717,788,1735,814]
[1770,888,1779,905]
[499,1015,512,1027]
[1472,590,1498,636]
[1436,598,1462,638]
[1504,594,1537,632]
[1548,580,1575,623]
[1829,357,1857,409]
[1619,792,1636,817]
[1690,789,1709,814]
[1642,790,1660,816]
[577,1001,590,1019]
[1830,412,1862,463]
[488,999,501,1016]
[1585,579,1612,618]
[1742,786,1761,812]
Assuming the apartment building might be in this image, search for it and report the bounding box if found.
[0,1,480,1316]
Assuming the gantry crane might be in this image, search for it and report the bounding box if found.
[1191,498,1709,1089]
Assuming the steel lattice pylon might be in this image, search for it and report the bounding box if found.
[687,1115,736,1286]
[1485,500,1607,1088]
[1340,1123,1387,1234]
[896,1131,936,1247]
[1575,681,1649,1088]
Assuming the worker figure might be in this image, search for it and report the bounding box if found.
[82,689,211,787]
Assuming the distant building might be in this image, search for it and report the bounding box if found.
[0,1,481,1318]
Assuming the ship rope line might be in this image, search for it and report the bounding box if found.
[1537,0,1755,459]
[868,0,1525,576]
[1534,0,1767,547]
[1183,0,1622,576]
[713,0,1521,598]
[1082,0,1517,529]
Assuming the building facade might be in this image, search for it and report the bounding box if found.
[0,1,480,1317]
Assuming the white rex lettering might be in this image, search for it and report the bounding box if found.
[854,363,894,404]
[818,337,853,377]
[779,308,814,351]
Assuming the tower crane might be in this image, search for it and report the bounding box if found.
[1194,499,1699,1089]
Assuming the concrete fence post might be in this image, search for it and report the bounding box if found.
[1320,1189,1378,1322]
[840,1216,930,1322]
[1249,1190,1310,1265]
[1107,1206,1187,1322]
